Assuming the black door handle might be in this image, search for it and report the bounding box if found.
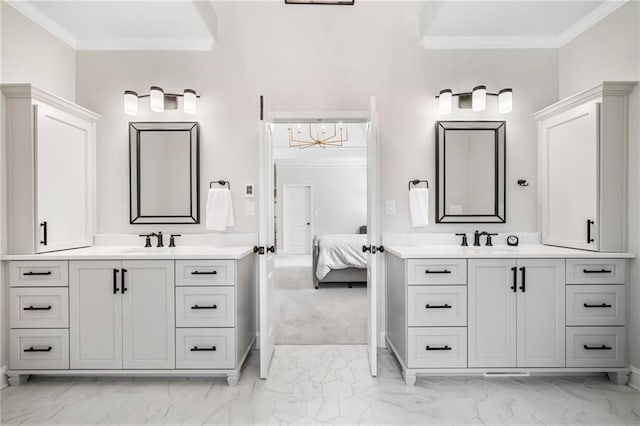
[267,246,276,253]
[121,269,128,293]
[426,345,452,351]
[307,222,310,225]
[24,346,52,352]
[191,270,218,275]
[425,269,451,274]
[377,245,385,253]
[583,269,612,274]
[583,303,613,308]
[190,346,217,352]
[587,220,595,243]
[23,271,52,276]
[519,267,526,292]
[113,269,120,294]
[191,305,218,310]
[511,266,517,292]
[253,246,265,255]
[40,221,48,246]
[362,245,371,253]
[425,304,452,309]
[583,344,612,350]
[23,305,52,311]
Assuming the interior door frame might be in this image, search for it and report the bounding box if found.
[282,183,314,255]
[260,103,379,378]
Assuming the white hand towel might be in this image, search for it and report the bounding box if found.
[206,188,235,232]
[409,188,429,227]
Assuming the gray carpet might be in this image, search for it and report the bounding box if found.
[275,264,367,344]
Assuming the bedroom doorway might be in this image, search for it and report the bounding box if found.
[258,97,380,379]
[282,184,313,255]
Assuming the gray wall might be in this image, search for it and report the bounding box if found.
[559,1,640,372]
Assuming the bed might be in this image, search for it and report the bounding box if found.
[312,227,368,289]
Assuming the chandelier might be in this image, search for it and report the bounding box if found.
[288,123,349,149]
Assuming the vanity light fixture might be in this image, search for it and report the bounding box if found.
[123,87,200,116]
[436,86,513,114]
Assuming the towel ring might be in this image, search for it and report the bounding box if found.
[210,180,230,189]
[408,179,429,190]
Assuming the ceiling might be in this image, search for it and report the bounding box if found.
[5,0,628,51]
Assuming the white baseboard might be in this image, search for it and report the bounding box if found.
[629,366,640,390]
[1,365,8,389]
[378,331,387,349]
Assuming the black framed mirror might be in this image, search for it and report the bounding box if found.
[436,121,506,223]
[129,122,199,224]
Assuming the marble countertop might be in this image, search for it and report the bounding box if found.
[384,244,636,259]
[2,245,255,261]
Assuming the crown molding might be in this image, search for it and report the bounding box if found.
[558,0,628,47]
[75,38,214,51]
[5,0,77,49]
[420,36,559,50]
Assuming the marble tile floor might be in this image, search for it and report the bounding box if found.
[1,345,639,425]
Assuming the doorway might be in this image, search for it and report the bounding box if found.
[282,184,313,255]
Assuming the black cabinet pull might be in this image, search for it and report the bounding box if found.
[511,266,517,292]
[191,304,218,310]
[583,344,612,350]
[587,219,595,243]
[23,305,52,311]
[425,304,451,309]
[191,270,218,275]
[40,221,48,246]
[190,346,217,352]
[583,303,613,308]
[121,269,128,293]
[425,269,451,274]
[583,269,612,274]
[113,269,120,294]
[23,271,52,276]
[519,267,526,292]
[24,346,52,352]
[267,246,276,253]
[426,345,452,351]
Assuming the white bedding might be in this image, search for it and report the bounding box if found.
[315,234,367,280]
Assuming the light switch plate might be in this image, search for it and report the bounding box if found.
[386,200,396,215]
[245,201,255,216]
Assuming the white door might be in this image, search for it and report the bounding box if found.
[468,259,517,368]
[258,97,276,379]
[35,102,93,253]
[516,259,565,367]
[69,261,123,369]
[122,260,175,369]
[541,101,599,251]
[283,184,312,254]
[366,97,379,376]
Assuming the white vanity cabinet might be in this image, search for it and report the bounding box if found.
[386,250,631,386]
[468,259,565,368]
[1,84,99,254]
[69,260,175,370]
[535,82,636,252]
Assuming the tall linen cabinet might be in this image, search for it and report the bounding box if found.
[2,84,99,254]
[535,81,636,252]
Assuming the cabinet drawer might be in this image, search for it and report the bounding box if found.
[407,259,466,285]
[176,328,235,369]
[566,285,625,326]
[175,260,235,286]
[10,288,69,328]
[10,329,69,370]
[407,327,467,368]
[566,327,625,368]
[176,287,235,327]
[9,261,68,287]
[566,259,626,284]
[407,286,466,327]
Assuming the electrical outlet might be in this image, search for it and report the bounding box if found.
[386,200,396,215]
[245,201,255,216]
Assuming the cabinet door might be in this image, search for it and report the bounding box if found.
[35,102,93,253]
[122,261,175,369]
[468,259,517,368]
[70,261,122,369]
[516,259,565,367]
[540,101,599,251]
